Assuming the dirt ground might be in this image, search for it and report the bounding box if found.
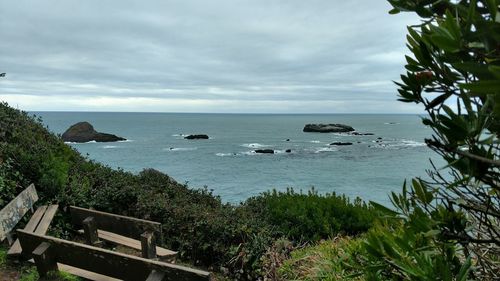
[0,267,21,281]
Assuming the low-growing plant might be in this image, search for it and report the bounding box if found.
[246,188,377,241]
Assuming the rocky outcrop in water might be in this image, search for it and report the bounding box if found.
[62,122,126,143]
[184,134,209,140]
[303,124,355,133]
[330,142,353,146]
[255,149,275,154]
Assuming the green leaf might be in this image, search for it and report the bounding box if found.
[457,257,472,281]
[370,201,399,216]
[389,8,400,14]
[461,80,500,94]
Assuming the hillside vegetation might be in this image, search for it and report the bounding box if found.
[0,102,377,279]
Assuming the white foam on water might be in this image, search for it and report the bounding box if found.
[102,145,118,149]
[241,143,270,148]
[118,139,133,142]
[314,147,338,153]
[310,140,321,143]
[216,152,238,157]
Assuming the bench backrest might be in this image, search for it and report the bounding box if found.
[70,206,163,244]
[17,229,211,281]
[0,184,38,241]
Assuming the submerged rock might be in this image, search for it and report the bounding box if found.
[330,142,353,146]
[62,122,126,143]
[184,134,209,140]
[351,132,374,136]
[303,124,355,133]
[254,149,275,154]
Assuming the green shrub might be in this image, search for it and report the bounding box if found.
[246,188,377,241]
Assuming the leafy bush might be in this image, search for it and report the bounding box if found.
[247,188,377,241]
[359,0,500,279]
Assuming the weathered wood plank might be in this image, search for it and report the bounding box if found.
[7,205,48,256]
[17,230,211,281]
[34,204,58,235]
[141,231,157,259]
[146,270,166,281]
[70,206,163,244]
[83,217,100,245]
[77,229,176,258]
[0,184,38,241]
[33,242,58,277]
[58,264,121,281]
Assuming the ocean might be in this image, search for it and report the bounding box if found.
[34,112,440,205]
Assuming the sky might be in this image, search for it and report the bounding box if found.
[0,0,422,113]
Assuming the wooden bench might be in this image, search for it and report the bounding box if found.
[7,204,58,256]
[17,229,211,281]
[0,184,39,244]
[70,206,176,259]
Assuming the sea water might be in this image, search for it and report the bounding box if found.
[34,112,440,205]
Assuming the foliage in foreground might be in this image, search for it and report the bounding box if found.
[247,189,376,241]
[0,102,376,279]
[278,237,364,281]
[359,0,500,280]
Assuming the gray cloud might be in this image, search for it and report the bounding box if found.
[0,0,420,113]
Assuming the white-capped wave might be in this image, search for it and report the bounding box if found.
[241,143,270,148]
[102,145,118,149]
[65,140,97,144]
[216,152,238,157]
[310,140,321,143]
[370,139,425,149]
[314,147,338,153]
[118,139,133,142]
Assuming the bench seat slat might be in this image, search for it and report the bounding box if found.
[77,229,177,257]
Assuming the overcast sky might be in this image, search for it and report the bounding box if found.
[0,0,422,113]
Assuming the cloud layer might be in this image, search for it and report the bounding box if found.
[0,0,421,113]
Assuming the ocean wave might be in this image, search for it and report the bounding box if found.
[163,147,198,151]
[102,145,118,149]
[216,152,238,157]
[118,139,133,142]
[370,139,425,149]
[241,143,270,148]
[64,140,97,144]
[172,134,187,137]
[310,140,322,143]
[314,147,338,153]
[384,122,399,125]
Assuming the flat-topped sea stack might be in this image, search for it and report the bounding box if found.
[184,134,209,140]
[303,124,355,133]
[62,122,126,143]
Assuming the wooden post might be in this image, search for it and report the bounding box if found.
[5,233,14,245]
[32,242,57,277]
[141,231,157,259]
[145,270,165,281]
[83,216,99,245]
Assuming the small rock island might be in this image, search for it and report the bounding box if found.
[303,124,355,133]
[62,122,126,143]
[184,134,209,140]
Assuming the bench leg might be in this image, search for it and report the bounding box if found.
[141,231,157,259]
[145,270,165,281]
[83,216,100,245]
[33,242,58,277]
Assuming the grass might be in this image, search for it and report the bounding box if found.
[278,236,365,281]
